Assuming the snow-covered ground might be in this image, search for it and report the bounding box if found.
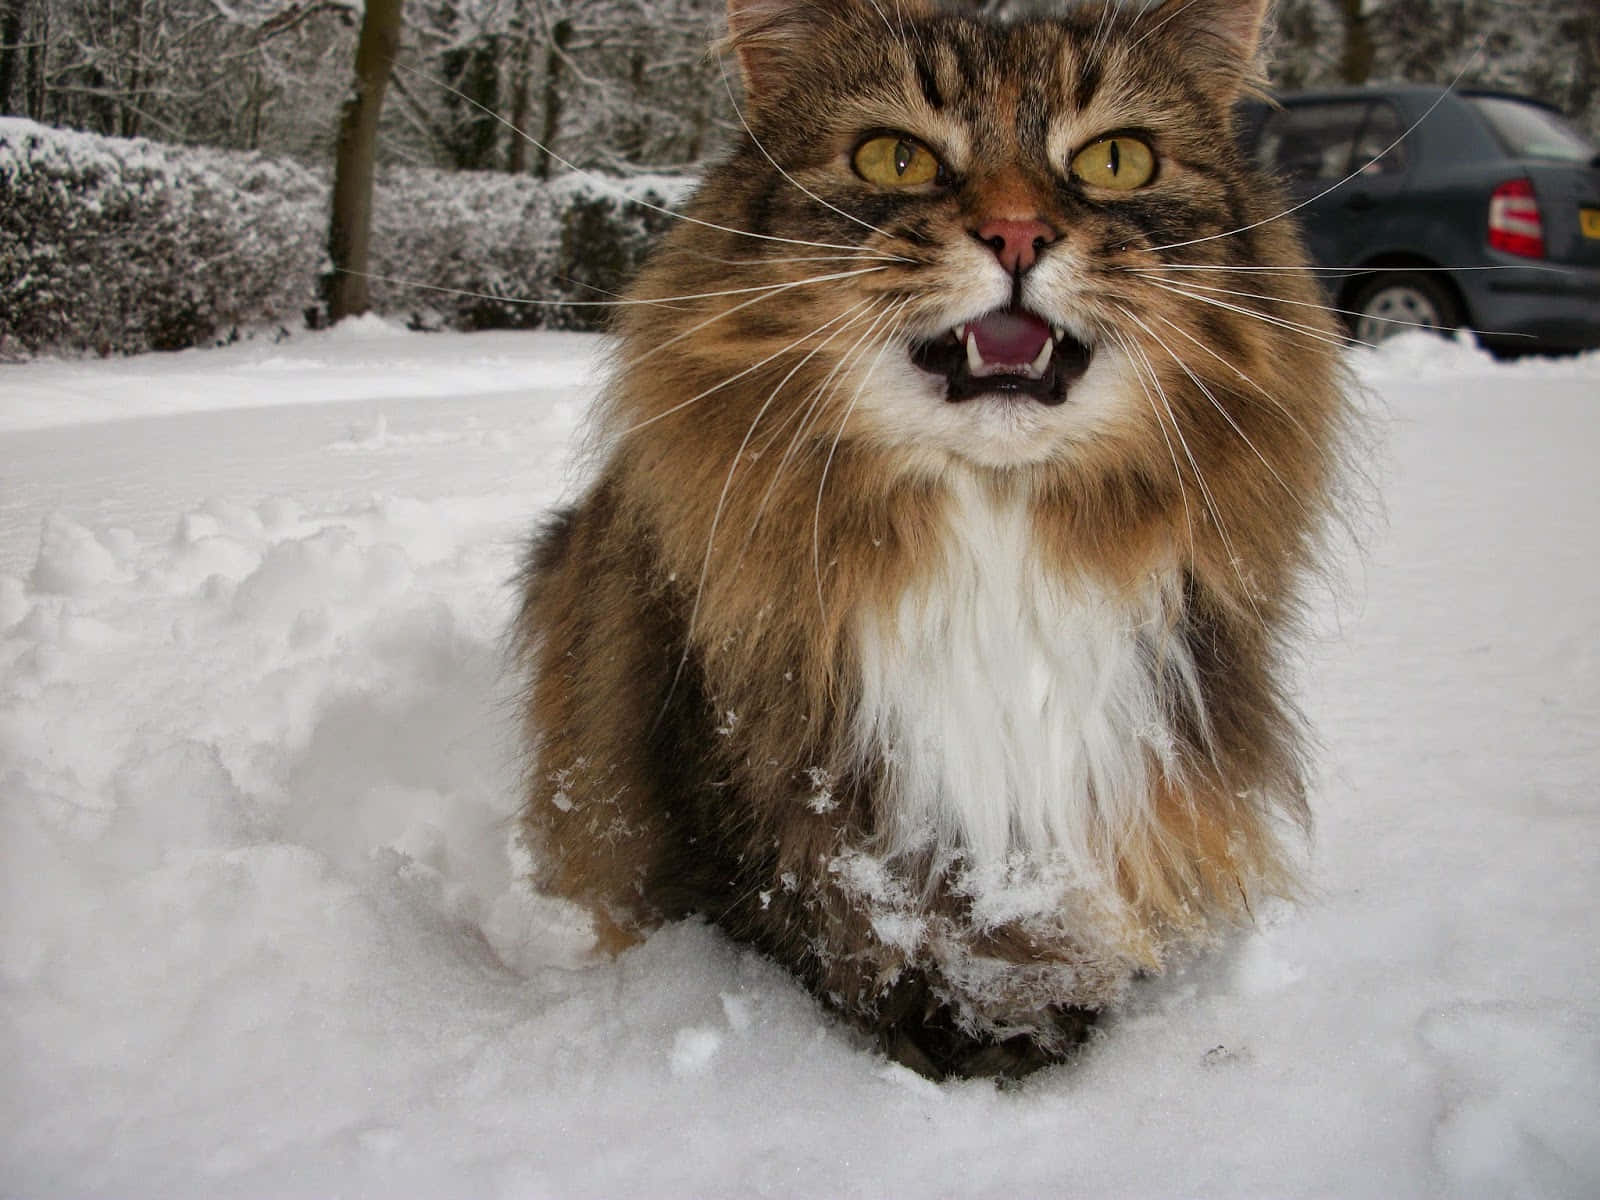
[3,322,1597,1197]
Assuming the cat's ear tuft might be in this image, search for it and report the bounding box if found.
[724,0,932,104]
[1149,0,1273,99]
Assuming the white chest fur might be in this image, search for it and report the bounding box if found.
[850,479,1203,884]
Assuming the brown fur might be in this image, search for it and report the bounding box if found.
[515,0,1347,1079]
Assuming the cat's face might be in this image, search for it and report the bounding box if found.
[637,0,1331,480]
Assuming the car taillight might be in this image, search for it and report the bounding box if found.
[1488,178,1545,259]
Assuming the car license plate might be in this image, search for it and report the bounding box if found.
[1582,208,1600,239]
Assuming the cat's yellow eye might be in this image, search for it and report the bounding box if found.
[852,134,942,187]
[1070,136,1156,191]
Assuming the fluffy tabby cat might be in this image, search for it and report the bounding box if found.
[514,0,1347,1078]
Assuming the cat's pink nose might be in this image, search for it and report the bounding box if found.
[974,218,1057,274]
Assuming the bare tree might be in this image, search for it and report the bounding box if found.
[14,0,1593,169]
[1271,0,1599,137]
[505,0,535,171]
[534,8,571,178]
[1333,0,1375,83]
[0,0,25,113]
[324,0,403,323]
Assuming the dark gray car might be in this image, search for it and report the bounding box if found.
[1238,86,1600,353]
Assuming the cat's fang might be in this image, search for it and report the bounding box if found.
[1028,336,1054,378]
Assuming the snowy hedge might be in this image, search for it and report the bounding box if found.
[0,118,688,358]
[364,167,682,336]
[0,119,325,357]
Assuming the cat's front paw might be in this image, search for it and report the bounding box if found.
[877,1000,1099,1081]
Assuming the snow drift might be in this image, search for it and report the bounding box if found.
[2,324,1598,1197]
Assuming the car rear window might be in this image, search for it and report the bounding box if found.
[1256,101,1409,182]
[1469,96,1597,163]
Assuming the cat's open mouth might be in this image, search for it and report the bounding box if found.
[909,309,1093,406]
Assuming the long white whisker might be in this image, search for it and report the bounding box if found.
[1144,308,1312,439]
[1129,270,1539,344]
[738,299,888,506]
[1137,278,1358,351]
[1118,305,1308,515]
[614,280,888,436]
[624,265,889,373]
[719,58,903,243]
[348,265,889,312]
[745,297,898,534]
[625,265,896,308]
[1124,262,1576,278]
[1113,314,1263,625]
[1109,325,1195,558]
[1084,1,1114,62]
[1118,321,1219,535]
[698,252,909,267]
[696,299,879,591]
[1127,0,1202,51]
[812,297,914,618]
[731,296,900,588]
[864,0,913,54]
[662,298,880,713]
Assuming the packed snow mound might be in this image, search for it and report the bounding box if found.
[2,327,1598,1196]
[1353,327,1600,380]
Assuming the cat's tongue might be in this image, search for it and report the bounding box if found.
[964,310,1053,368]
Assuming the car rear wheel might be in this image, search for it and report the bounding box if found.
[1346,272,1464,344]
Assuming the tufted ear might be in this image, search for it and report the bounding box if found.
[725,0,933,104]
[1146,0,1273,98]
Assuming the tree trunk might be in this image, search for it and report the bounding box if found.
[1336,0,1375,84]
[506,0,533,172]
[25,0,44,121]
[324,0,404,325]
[0,0,25,114]
[534,17,571,180]
[506,37,532,171]
[1572,3,1599,136]
[121,0,146,139]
